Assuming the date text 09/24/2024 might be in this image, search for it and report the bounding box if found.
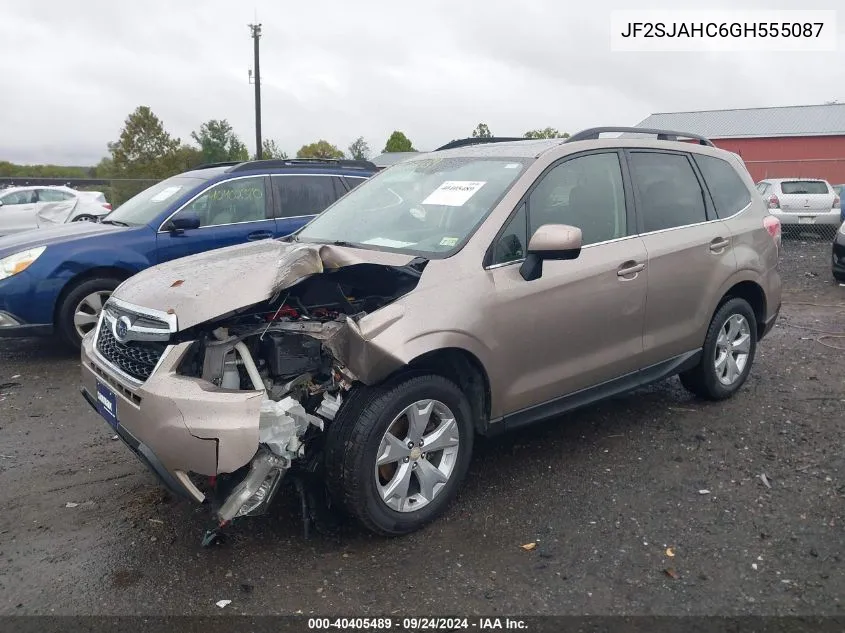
[307,617,528,630]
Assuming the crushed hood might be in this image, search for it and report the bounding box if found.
[112,239,417,331]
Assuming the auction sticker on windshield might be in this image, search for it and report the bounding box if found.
[422,181,486,206]
[150,186,183,202]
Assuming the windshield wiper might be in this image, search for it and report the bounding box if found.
[100,219,130,227]
[330,240,354,247]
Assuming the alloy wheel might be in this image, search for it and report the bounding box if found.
[374,399,461,512]
[714,313,751,386]
[74,291,111,339]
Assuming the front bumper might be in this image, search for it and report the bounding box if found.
[80,333,265,502]
[771,208,841,226]
[0,310,52,337]
[80,385,202,501]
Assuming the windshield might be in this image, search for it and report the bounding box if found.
[102,176,208,226]
[296,157,530,255]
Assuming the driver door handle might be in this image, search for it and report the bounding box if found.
[617,262,645,278]
[710,237,730,253]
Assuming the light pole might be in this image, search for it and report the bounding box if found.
[248,22,262,160]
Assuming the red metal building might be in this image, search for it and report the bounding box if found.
[635,103,845,185]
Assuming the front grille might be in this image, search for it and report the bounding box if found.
[96,325,167,382]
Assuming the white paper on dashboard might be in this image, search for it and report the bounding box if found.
[362,237,416,248]
[421,181,486,206]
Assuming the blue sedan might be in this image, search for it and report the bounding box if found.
[0,159,374,347]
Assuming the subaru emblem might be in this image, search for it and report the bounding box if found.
[114,316,132,343]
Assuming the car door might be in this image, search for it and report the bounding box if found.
[626,150,738,368]
[487,150,648,414]
[269,174,345,236]
[0,189,39,235]
[155,175,274,264]
[34,188,77,224]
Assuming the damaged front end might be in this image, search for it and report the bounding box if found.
[165,248,427,542]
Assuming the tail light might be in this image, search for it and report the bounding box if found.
[764,215,782,252]
[767,194,780,210]
[834,195,840,209]
[102,203,112,210]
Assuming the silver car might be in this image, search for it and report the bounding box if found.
[0,185,111,236]
[755,178,840,231]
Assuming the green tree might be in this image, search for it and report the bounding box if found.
[191,119,249,164]
[348,136,370,160]
[296,140,344,159]
[261,139,288,160]
[107,106,182,179]
[382,131,416,153]
[471,123,492,138]
[523,127,569,139]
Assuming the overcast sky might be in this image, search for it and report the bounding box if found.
[1,0,843,165]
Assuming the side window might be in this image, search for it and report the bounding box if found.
[272,175,338,218]
[528,152,626,246]
[491,203,528,265]
[344,176,367,191]
[628,152,707,233]
[1,190,35,205]
[176,176,266,228]
[37,189,74,202]
[694,155,752,218]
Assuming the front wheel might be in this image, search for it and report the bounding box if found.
[679,297,757,400]
[56,277,122,350]
[324,375,474,536]
[71,214,98,222]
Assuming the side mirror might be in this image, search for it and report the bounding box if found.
[168,211,201,233]
[519,224,582,281]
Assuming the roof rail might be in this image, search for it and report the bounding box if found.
[192,161,244,170]
[565,127,715,147]
[435,137,528,151]
[228,158,377,172]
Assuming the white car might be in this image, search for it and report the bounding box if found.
[755,178,840,232]
[0,185,112,236]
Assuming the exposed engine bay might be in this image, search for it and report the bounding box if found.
[173,260,426,543]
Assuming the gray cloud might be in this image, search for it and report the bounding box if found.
[1,0,843,165]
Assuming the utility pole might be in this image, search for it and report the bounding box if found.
[248,22,262,160]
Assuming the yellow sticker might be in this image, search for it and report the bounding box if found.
[439,237,459,247]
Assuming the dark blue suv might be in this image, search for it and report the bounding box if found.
[0,158,375,348]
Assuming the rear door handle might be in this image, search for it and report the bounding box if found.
[617,262,645,278]
[247,230,274,241]
[709,237,730,253]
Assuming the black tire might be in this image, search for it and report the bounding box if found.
[679,297,757,401]
[56,277,122,350]
[324,374,474,536]
[71,214,97,222]
[834,271,845,283]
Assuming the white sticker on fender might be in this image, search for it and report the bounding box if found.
[422,181,486,207]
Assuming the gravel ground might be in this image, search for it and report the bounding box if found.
[0,237,842,617]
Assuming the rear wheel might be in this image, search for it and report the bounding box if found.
[324,375,474,536]
[679,298,757,401]
[72,214,97,222]
[56,277,122,350]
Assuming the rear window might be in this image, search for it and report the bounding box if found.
[694,154,752,219]
[780,181,829,195]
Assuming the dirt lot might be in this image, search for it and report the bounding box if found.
[0,239,842,616]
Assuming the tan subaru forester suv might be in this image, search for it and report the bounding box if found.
[81,127,782,539]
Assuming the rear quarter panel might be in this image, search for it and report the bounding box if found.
[716,157,782,328]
